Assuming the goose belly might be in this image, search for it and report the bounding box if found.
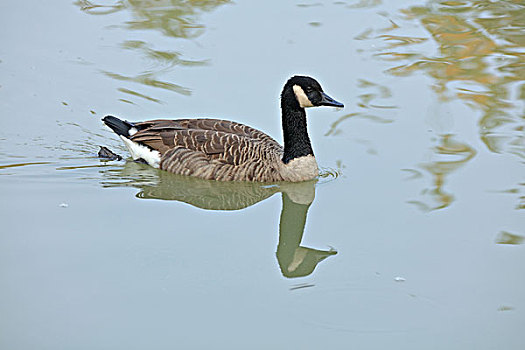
[161,152,283,182]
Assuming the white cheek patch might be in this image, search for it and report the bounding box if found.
[293,85,314,108]
[128,127,138,136]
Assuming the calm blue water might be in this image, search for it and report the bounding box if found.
[1,1,524,349]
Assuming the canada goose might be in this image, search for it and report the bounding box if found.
[102,76,343,182]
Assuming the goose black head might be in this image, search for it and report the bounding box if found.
[282,76,344,109]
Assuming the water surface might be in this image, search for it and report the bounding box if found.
[1,0,524,349]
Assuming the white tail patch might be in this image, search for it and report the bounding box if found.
[120,136,161,168]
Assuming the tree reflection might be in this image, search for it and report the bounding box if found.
[74,0,230,102]
[406,134,476,211]
[383,0,524,160]
[393,0,524,211]
[345,0,524,211]
[99,161,337,278]
[75,0,230,38]
[326,79,396,137]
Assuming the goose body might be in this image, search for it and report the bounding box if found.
[103,76,343,182]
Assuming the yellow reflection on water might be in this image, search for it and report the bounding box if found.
[346,0,524,210]
[347,0,382,9]
[394,0,524,211]
[100,162,337,278]
[385,0,524,160]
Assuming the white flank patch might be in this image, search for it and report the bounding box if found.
[292,85,313,108]
[120,136,161,168]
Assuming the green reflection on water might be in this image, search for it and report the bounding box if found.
[74,0,230,102]
[75,0,230,38]
[519,182,525,210]
[407,134,476,212]
[100,161,337,278]
[0,161,53,170]
[326,79,396,136]
[495,231,524,245]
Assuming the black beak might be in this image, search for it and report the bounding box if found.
[320,92,344,108]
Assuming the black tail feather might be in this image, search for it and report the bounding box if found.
[103,115,135,137]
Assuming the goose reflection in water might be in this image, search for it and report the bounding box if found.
[99,161,337,278]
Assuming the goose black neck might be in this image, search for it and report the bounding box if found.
[281,90,314,164]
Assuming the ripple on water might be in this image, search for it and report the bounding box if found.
[73,0,230,104]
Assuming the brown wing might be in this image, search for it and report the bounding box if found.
[128,118,284,181]
[130,118,282,161]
